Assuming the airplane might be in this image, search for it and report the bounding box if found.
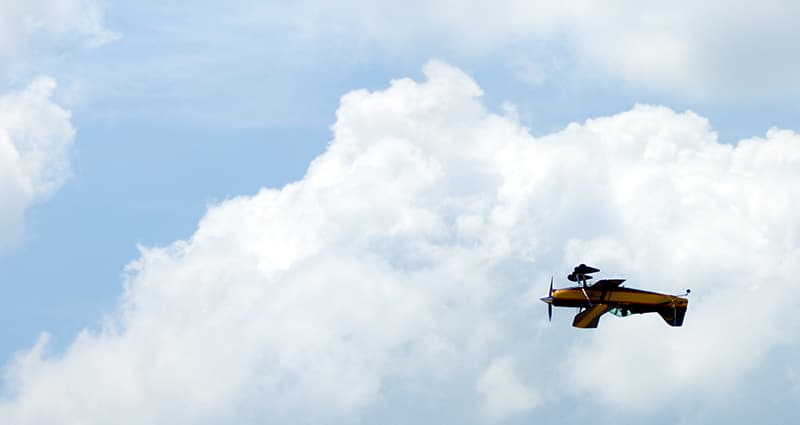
[540,264,690,328]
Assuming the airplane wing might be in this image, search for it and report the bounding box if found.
[572,304,612,328]
[591,279,626,290]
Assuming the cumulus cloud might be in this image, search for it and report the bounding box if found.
[2,61,799,423]
[477,356,541,420]
[0,77,74,249]
[257,0,800,100]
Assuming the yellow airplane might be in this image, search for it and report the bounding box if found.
[540,264,690,328]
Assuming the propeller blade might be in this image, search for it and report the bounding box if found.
[549,276,553,321]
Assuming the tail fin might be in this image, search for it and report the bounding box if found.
[658,306,687,327]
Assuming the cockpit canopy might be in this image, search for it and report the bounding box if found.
[608,307,631,317]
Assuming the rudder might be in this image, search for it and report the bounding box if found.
[658,306,687,327]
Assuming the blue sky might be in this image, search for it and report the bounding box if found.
[1,1,799,423]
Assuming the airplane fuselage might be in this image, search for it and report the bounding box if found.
[542,265,690,328]
[541,283,689,327]
[546,286,686,311]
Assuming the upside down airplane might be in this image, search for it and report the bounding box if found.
[540,264,690,328]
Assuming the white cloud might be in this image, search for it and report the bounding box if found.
[257,0,800,100]
[1,61,799,423]
[0,0,117,77]
[0,0,117,50]
[477,356,541,420]
[0,77,74,249]
[508,55,556,87]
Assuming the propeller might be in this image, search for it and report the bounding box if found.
[548,276,553,321]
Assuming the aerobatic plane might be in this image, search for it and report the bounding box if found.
[540,264,690,328]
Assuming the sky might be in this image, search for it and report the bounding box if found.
[0,1,799,423]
